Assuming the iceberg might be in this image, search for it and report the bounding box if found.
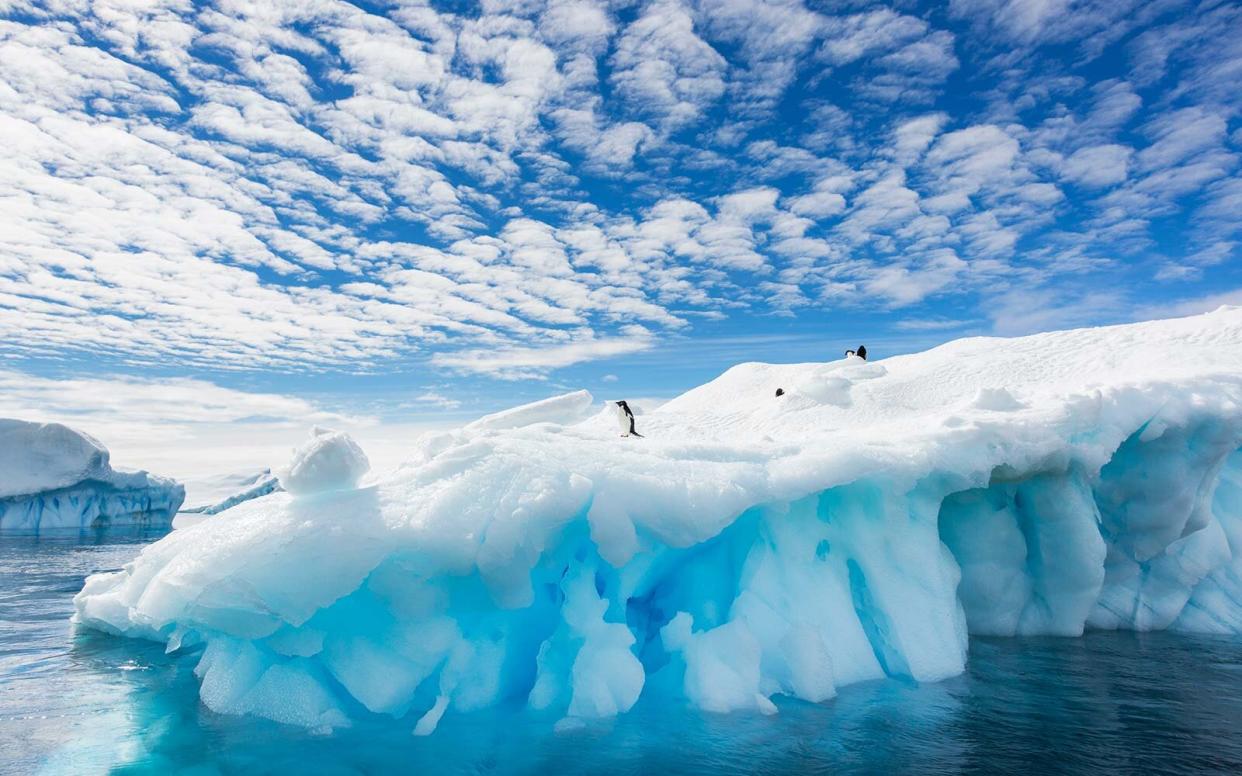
[0,419,185,532]
[74,308,1242,733]
[181,469,283,516]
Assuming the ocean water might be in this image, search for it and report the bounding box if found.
[4,533,1242,775]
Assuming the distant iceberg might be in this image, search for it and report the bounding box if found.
[74,308,1242,733]
[181,470,283,516]
[0,419,184,532]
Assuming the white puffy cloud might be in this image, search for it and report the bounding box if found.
[432,331,655,379]
[1060,144,1131,188]
[817,9,959,102]
[692,0,823,113]
[949,0,1156,57]
[609,0,726,129]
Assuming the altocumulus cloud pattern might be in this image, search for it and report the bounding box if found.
[1,0,1240,380]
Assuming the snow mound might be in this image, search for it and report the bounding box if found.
[971,386,1024,411]
[74,308,1242,733]
[1,419,184,532]
[278,428,370,497]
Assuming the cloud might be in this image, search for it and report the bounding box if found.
[950,0,1072,45]
[1060,144,1131,188]
[892,317,981,332]
[430,332,655,379]
[1138,287,1242,319]
[949,0,1155,56]
[1135,107,1227,174]
[818,10,930,66]
[0,369,365,428]
[0,0,1237,392]
[816,9,958,102]
[862,248,968,307]
[892,113,948,166]
[413,391,463,410]
[609,0,726,129]
[0,366,463,484]
[925,125,1022,196]
[986,287,1127,336]
[692,0,824,114]
[0,367,377,478]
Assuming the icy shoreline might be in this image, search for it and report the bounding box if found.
[74,308,1242,732]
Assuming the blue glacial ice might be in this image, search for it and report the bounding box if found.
[73,308,1242,733]
[1,419,184,532]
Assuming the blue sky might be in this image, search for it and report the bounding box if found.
[1,0,1240,460]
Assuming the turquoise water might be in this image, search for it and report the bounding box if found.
[5,533,1242,775]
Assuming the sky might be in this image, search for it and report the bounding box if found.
[2,0,1241,477]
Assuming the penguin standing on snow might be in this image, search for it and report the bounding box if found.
[614,400,643,438]
[845,345,868,360]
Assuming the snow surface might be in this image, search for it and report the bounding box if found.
[74,308,1242,732]
[1,419,185,532]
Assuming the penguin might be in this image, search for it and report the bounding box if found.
[614,400,643,438]
[844,349,855,358]
[856,345,867,360]
[775,388,785,397]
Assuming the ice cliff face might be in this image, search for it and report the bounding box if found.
[74,309,1242,732]
[0,419,185,532]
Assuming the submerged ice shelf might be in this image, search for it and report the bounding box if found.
[74,308,1242,732]
[0,419,184,532]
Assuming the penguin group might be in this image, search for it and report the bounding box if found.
[614,343,870,437]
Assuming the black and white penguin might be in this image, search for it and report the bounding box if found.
[614,400,643,438]
[856,345,867,360]
[775,388,785,397]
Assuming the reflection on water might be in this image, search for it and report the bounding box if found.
[4,533,1242,775]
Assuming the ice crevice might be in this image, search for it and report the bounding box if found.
[71,308,1242,733]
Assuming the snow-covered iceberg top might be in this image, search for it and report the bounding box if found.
[75,308,1242,732]
[1,418,113,499]
[1,419,185,532]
